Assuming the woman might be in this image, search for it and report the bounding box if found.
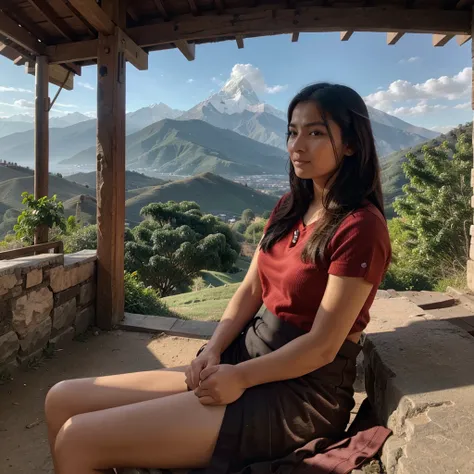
[45,83,391,474]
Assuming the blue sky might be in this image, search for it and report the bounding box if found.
[0,32,471,132]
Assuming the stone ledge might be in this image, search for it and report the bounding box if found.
[120,313,216,340]
[63,250,97,268]
[364,297,474,474]
[0,254,63,277]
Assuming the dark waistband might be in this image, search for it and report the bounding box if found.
[244,305,362,361]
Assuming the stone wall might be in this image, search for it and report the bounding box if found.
[0,250,97,373]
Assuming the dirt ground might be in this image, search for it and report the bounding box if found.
[0,330,204,474]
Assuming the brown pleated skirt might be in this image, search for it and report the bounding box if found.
[197,307,362,474]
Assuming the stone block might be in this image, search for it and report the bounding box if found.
[79,282,95,306]
[75,305,95,334]
[468,259,474,293]
[64,250,97,267]
[397,290,455,310]
[0,273,20,296]
[12,286,53,338]
[169,319,217,339]
[121,313,177,333]
[26,268,43,289]
[0,331,19,364]
[0,299,12,335]
[16,346,44,369]
[52,299,76,333]
[49,326,75,349]
[53,286,80,307]
[18,316,51,355]
[0,254,63,278]
[49,262,95,293]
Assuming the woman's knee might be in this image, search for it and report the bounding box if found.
[45,380,78,425]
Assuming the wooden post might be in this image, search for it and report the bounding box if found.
[468,8,474,292]
[34,56,49,244]
[95,12,126,328]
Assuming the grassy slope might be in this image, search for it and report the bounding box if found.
[66,170,165,190]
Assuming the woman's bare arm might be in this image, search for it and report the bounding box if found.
[205,248,263,355]
[234,274,373,388]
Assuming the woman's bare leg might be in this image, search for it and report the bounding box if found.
[54,391,225,474]
[45,367,188,472]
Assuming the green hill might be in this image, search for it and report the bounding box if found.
[0,165,33,183]
[60,119,287,177]
[381,123,471,218]
[66,170,166,190]
[125,172,278,224]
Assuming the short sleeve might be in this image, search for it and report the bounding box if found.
[327,208,391,286]
[264,193,290,233]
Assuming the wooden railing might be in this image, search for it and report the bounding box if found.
[0,241,63,260]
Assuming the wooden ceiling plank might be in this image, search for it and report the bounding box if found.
[387,32,404,44]
[456,34,471,45]
[188,0,199,15]
[67,0,115,34]
[0,10,45,54]
[152,0,169,20]
[60,0,96,36]
[126,7,470,47]
[27,0,77,40]
[236,34,244,48]
[291,31,299,42]
[340,31,353,41]
[215,0,224,13]
[174,39,195,60]
[433,33,454,46]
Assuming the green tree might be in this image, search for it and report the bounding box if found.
[244,220,266,244]
[262,210,272,219]
[232,220,247,234]
[393,132,472,280]
[125,201,240,296]
[14,193,66,243]
[241,208,255,225]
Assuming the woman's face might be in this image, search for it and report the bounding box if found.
[287,101,350,182]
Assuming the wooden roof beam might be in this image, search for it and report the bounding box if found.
[236,35,244,48]
[455,0,474,9]
[188,0,199,15]
[46,38,97,63]
[340,31,353,41]
[66,0,148,70]
[126,7,470,48]
[152,0,169,20]
[433,34,454,46]
[27,0,77,41]
[174,40,195,60]
[13,55,27,65]
[26,62,75,90]
[291,32,299,42]
[387,32,404,44]
[0,10,45,55]
[214,0,224,13]
[456,34,471,45]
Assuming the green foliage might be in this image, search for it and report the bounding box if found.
[262,210,272,219]
[14,193,66,243]
[232,220,247,234]
[241,208,255,224]
[244,220,267,243]
[63,224,98,253]
[380,266,433,291]
[125,201,240,297]
[393,132,472,281]
[124,272,172,316]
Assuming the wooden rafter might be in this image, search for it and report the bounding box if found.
[152,0,169,20]
[291,32,299,42]
[174,39,195,60]
[456,0,474,9]
[236,35,244,48]
[387,32,404,44]
[60,0,96,36]
[215,0,224,13]
[433,33,454,46]
[13,55,26,65]
[188,0,199,15]
[340,31,353,41]
[456,34,471,45]
[0,10,45,54]
[126,7,470,47]
[27,0,77,41]
[26,62,75,90]
[46,39,97,63]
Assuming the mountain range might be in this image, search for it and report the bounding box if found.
[0,77,438,171]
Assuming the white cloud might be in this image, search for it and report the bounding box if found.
[0,86,32,93]
[454,101,470,109]
[78,81,94,91]
[13,99,35,109]
[187,78,195,83]
[391,101,448,116]
[365,67,472,112]
[211,76,224,87]
[55,102,78,108]
[431,125,456,134]
[227,64,288,94]
[399,57,420,64]
[84,111,97,118]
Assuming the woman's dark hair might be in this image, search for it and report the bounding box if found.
[260,82,384,263]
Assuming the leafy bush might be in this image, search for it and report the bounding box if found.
[63,224,98,253]
[262,210,272,219]
[14,193,66,243]
[241,208,255,225]
[380,265,433,291]
[232,220,247,234]
[124,272,172,316]
[244,220,266,243]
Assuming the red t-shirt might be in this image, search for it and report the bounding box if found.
[258,195,391,334]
